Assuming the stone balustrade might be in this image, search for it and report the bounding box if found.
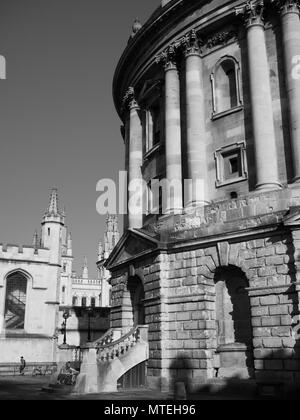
[96,325,148,363]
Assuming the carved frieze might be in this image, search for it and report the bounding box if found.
[206,30,237,50]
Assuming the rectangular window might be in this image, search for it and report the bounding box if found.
[215,142,248,188]
[145,102,161,153]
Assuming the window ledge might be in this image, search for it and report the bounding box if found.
[216,175,248,188]
[212,105,243,121]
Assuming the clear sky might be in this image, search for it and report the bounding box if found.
[0,0,160,276]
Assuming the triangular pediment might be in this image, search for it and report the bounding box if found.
[105,229,159,269]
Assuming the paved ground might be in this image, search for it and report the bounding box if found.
[0,376,174,400]
[0,376,261,400]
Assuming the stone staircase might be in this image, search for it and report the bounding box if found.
[74,325,149,394]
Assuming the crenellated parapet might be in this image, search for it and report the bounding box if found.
[0,243,50,261]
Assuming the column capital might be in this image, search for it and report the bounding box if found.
[156,45,178,71]
[271,0,300,15]
[181,29,202,57]
[122,87,139,114]
[236,0,265,28]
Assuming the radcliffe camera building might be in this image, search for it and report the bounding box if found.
[77,0,300,395]
[2,0,300,399]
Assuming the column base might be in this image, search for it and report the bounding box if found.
[255,182,283,192]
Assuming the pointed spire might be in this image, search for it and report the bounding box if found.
[82,256,89,279]
[33,230,39,249]
[98,241,104,260]
[47,188,59,215]
[131,18,142,38]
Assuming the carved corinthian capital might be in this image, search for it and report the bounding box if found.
[271,0,300,15]
[181,29,202,57]
[122,87,139,114]
[235,0,265,27]
[156,44,178,71]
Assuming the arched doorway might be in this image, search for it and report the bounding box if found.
[4,271,28,330]
[127,276,145,326]
[214,266,254,378]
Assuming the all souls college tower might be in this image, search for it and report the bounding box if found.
[80,0,300,395]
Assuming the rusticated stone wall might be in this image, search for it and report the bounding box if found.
[108,188,300,392]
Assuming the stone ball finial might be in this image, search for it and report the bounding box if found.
[131,18,142,38]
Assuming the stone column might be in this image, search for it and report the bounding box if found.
[236,1,281,191]
[157,46,183,214]
[123,87,143,229]
[277,0,300,183]
[183,30,208,208]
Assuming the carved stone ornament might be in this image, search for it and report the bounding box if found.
[271,0,300,14]
[121,86,139,113]
[235,0,265,27]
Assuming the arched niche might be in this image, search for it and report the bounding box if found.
[123,275,145,327]
[214,265,254,378]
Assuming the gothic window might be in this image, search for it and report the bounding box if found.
[211,56,242,118]
[91,297,96,308]
[214,142,248,187]
[72,296,78,306]
[81,297,87,307]
[4,272,28,330]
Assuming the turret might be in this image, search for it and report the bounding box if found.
[41,188,65,264]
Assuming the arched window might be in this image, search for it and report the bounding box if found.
[4,272,28,330]
[72,296,78,306]
[91,297,96,308]
[211,56,242,117]
[81,297,87,307]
